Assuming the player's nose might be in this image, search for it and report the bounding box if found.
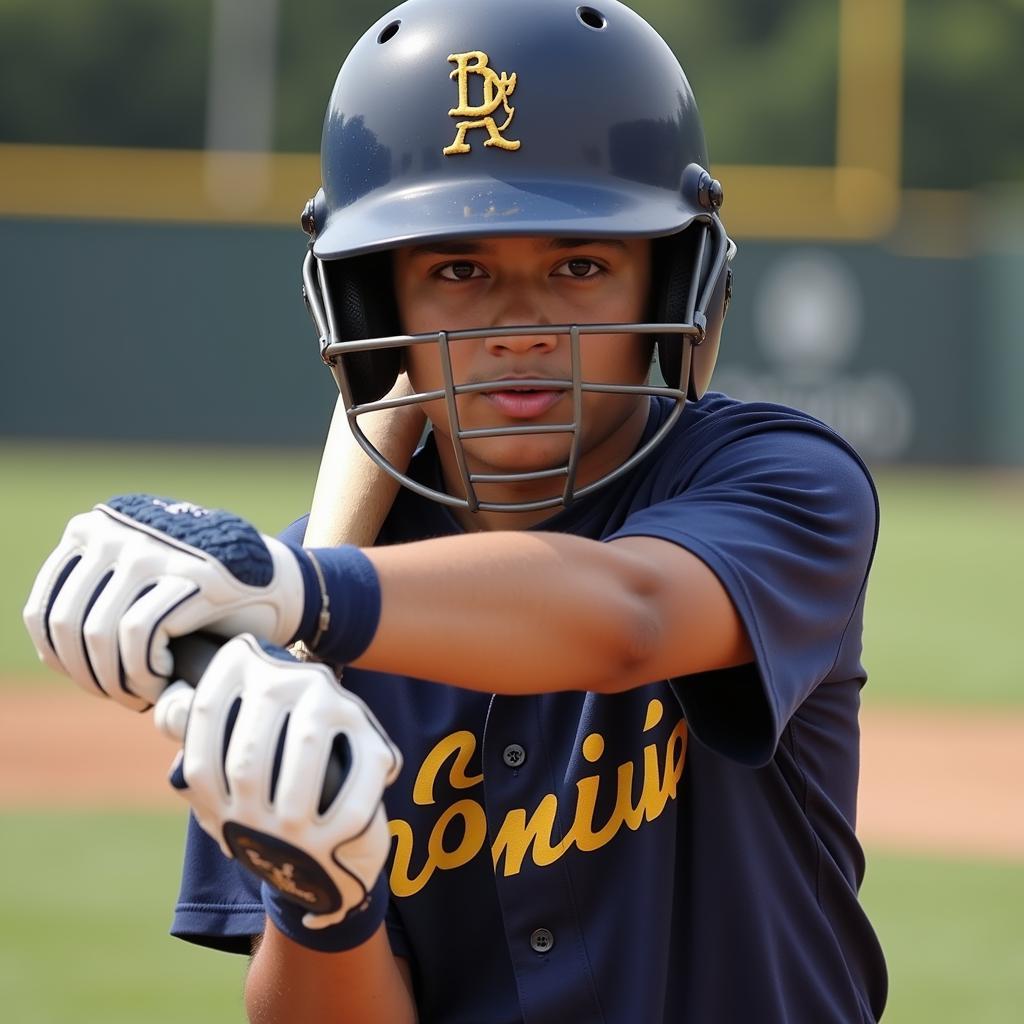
[483,326,559,356]
[483,288,560,355]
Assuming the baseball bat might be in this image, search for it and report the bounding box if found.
[303,375,424,550]
[167,378,425,797]
[168,375,424,677]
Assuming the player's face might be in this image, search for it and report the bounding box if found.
[393,235,652,519]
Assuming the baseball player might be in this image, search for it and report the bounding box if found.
[23,1,888,1021]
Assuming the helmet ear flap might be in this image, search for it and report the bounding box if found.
[321,254,403,404]
[653,225,731,401]
[690,261,731,400]
[652,230,695,397]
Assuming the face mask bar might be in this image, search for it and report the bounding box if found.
[301,217,731,514]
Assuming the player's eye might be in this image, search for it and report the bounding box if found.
[438,261,485,281]
[554,258,603,279]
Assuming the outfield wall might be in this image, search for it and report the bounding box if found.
[2,206,1020,465]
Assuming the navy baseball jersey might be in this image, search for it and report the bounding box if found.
[173,393,887,1023]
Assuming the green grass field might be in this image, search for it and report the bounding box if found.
[862,469,1023,707]
[1,812,247,1024]
[1,442,1021,1023]
[858,854,1024,1024]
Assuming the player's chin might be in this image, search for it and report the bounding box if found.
[463,433,573,477]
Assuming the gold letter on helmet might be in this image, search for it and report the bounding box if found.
[443,51,522,155]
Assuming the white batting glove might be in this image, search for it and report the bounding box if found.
[23,495,307,710]
[158,634,402,930]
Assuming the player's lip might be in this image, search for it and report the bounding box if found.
[479,375,568,419]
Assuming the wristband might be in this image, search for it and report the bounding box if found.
[261,872,389,953]
[284,543,382,666]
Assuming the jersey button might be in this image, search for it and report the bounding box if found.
[503,743,526,768]
[530,928,554,954]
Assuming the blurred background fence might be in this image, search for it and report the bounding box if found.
[2,0,1022,463]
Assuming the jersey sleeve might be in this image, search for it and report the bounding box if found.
[607,425,878,768]
[171,813,265,953]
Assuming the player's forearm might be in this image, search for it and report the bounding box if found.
[355,531,671,694]
[246,920,416,1024]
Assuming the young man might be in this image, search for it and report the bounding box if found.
[23,1,888,1021]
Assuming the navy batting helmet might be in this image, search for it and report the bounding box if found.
[301,0,735,513]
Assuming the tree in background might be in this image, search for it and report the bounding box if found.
[0,0,1020,190]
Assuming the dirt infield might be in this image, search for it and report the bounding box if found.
[2,689,1022,860]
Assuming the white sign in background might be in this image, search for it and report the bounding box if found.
[714,249,915,460]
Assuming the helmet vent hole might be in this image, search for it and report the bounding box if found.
[577,6,607,30]
[377,20,401,44]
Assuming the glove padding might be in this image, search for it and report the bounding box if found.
[22,495,306,709]
[159,634,402,930]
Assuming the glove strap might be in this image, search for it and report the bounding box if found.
[261,873,389,952]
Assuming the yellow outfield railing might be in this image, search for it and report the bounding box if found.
[0,144,318,226]
[0,1,966,245]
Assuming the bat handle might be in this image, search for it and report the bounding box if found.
[164,633,348,807]
[167,632,223,687]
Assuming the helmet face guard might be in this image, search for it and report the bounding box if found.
[302,222,734,514]
[300,0,736,514]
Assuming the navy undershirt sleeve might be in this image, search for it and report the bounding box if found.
[279,515,309,547]
[608,427,878,767]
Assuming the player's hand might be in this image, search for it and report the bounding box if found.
[23,494,308,710]
[157,634,402,930]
